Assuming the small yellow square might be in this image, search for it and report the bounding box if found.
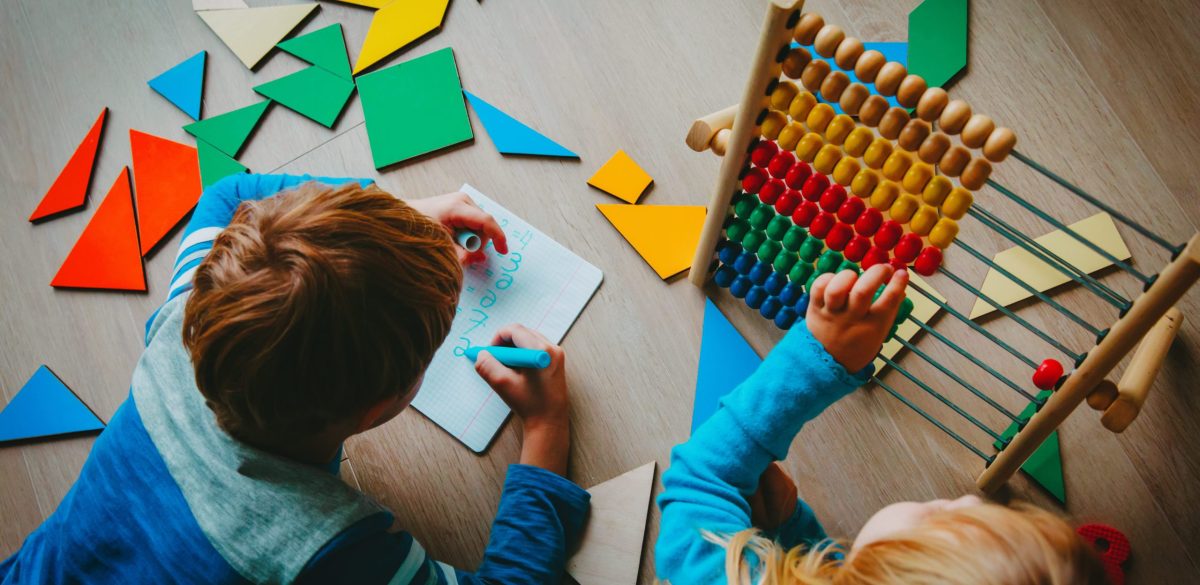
[588,149,653,204]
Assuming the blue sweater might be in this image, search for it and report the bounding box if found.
[2,174,590,585]
[655,322,872,583]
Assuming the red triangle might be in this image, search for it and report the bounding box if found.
[51,168,147,291]
[29,108,108,222]
[130,129,201,256]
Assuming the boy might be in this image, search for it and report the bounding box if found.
[1,174,588,584]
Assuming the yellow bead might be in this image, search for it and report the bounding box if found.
[910,205,939,235]
[889,193,921,223]
[922,175,953,206]
[930,217,960,249]
[806,103,837,134]
[761,110,788,140]
[789,92,818,121]
[882,150,914,182]
[832,157,861,186]
[824,114,856,145]
[795,132,825,162]
[941,187,974,220]
[770,81,801,112]
[863,137,893,169]
[869,181,900,210]
[851,169,880,198]
[901,163,934,194]
[843,126,874,158]
[813,143,843,174]
[777,121,806,151]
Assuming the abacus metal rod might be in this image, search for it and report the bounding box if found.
[1010,149,1181,254]
[893,337,1023,423]
[873,377,992,461]
[986,179,1151,283]
[908,281,1040,370]
[905,316,1041,403]
[879,355,1005,442]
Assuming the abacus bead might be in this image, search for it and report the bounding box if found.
[795,133,824,162]
[918,132,951,164]
[862,246,889,269]
[940,186,973,219]
[820,71,851,102]
[717,240,742,265]
[901,163,934,194]
[896,74,928,108]
[855,207,883,236]
[726,219,750,243]
[938,99,972,134]
[890,257,907,271]
[826,223,854,251]
[837,196,866,223]
[782,225,808,251]
[777,121,806,150]
[1032,359,1065,391]
[801,173,830,201]
[764,270,788,295]
[922,175,953,206]
[730,276,752,298]
[768,150,796,177]
[863,137,893,169]
[916,87,949,121]
[910,205,939,235]
[813,25,845,58]
[762,110,788,139]
[714,265,737,288]
[781,47,813,79]
[850,169,880,198]
[843,126,874,157]
[913,246,943,277]
[810,212,836,239]
[895,233,923,263]
[761,296,785,320]
[751,140,779,167]
[812,144,843,175]
[758,239,783,264]
[939,146,971,177]
[874,62,907,96]
[775,306,799,329]
[742,167,768,193]
[794,13,825,45]
[855,49,886,82]
[983,127,1017,162]
[839,83,870,116]
[789,91,818,121]
[773,251,798,273]
[733,251,756,274]
[878,107,910,140]
[889,193,920,223]
[780,281,803,305]
[832,157,860,186]
[896,296,914,323]
[882,150,914,181]
[897,119,932,152]
[790,260,815,286]
[844,234,871,262]
[774,190,801,216]
[759,179,785,204]
[770,80,801,111]
[806,103,837,134]
[929,217,959,248]
[784,161,813,189]
[819,184,847,212]
[746,286,768,309]
[792,201,819,227]
[749,261,773,285]
[834,36,865,70]
[798,236,824,261]
[801,59,832,93]
[816,250,844,273]
[837,259,861,274]
[749,204,775,229]
[734,193,757,218]
[869,181,900,210]
[961,114,995,149]
[960,158,993,190]
[824,114,856,145]
[767,214,793,239]
[858,95,889,127]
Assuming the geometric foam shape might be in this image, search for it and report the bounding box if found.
[352,0,450,74]
[0,366,105,444]
[253,66,355,128]
[566,462,656,585]
[810,41,906,114]
[588,150,653,204]
[596,204,706,279]
[691,299,762,433]
[51,167,147,291]
[463,91,577,158]
[327,0,390,7]
[196,3,319,69]
[197,140,249,188]
[129,130,202,256]
[29,108,108,222]
[277,23,351,80]
[356,47,473,169]
[148,51,207,120]
[183,100,270,158]
[907,0,968,88]
[996,389,1066,504]
[874,273,943,373]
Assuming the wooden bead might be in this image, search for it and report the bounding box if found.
[711,128,730,156]
[858,95,889,127]
[863,137,893,169]
[940,186,973,219]
[851,169,880,198]
[882,150,914,182]
[897,119,932,152]
[960,157,993,190]
[819,71,851,102]
[889,193,921,223]
[878,107,911,140]
[761,109,789,140]
[770,81,800,111]
[781,47,813,79]
[918,132,951,164]
[834,37,864,70]
[854,49,886,83]
[916,87,949,121]
[843,126,874,158]
[800,59,832,92]
[805,103,836,134]
[902,163,934,194]
[832,157,861,186]
[983,127,1017,162]
[874,62,907,96]
[938,99,972,134]
[896,75,928,109]
[824,114,856,145]
[838,83,870,115]
[813,143,843,175]
[929,217,959,249]
[795,133,825,162]
[788,91,818,121]
[922,175,953,206]
[910,205,939,236]
[813,25,845,58]
[794,13,825,45]
[939,145,971,176]
[869,181,900,210]
[777,121,807,150]
[961,114,995,149]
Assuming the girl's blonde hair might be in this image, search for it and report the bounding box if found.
[717,503,1108,585]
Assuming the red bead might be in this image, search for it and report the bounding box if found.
[791,201,819,227]
[751,140,779,167]
[784,161,813,190]
[767,151,796,178]
[895,233,923,263]
[854,207,883,236]
[837,197,866,224]
[844,235,871,262]
[874,220,903,250]
[888,257,909,271]
[819,184,848,213]
[759,178,786,204]
[742,167,768,194]
[1033,358,1064,390]
[861,246,889,269]
[913,246,943,276]
[809,212,836,239]
[801,173,830,202]
[774,190,801,216]
[826,223,854,251]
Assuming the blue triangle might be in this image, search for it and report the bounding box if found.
[463,91,577,158]
[691,299,763,434]
[148,51,206,121]
[0,366,105,444]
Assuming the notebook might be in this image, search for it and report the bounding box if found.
[411,183,604,452]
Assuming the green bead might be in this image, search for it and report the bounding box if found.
[766,215,791,241]
[896,297,914,323]
[872,284,886,300]
[798,236,824,262]
[886,323,899,340]
[742,229,766,253]
[748,204,775,230]
[734,192,758,218]
[805,271,819,291]
[782,225,808,252]
[773,251,799,273]
[816,250,844,273]
[838,259,861,274]
[726,218,750,243]
[757,239,782,263]
[789,261,814,284]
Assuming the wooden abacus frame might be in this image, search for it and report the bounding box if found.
[687,0,1200,492]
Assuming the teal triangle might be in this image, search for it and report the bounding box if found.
[198,140,248,188]
[277,23,351,80]
[183,100,270,157]
[253,66,355,128]
[148,51,206,120]
[995,389,1066,503]
[691,299,763,434]
[464,91,577,158]
[0,366,105,443]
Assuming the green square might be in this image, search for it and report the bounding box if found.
[356,47,473,169]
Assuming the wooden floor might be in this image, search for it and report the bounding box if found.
[2,0,1199,582]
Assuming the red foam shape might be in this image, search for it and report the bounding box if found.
[759,178,786,205]
[30,108,108,222]
[751,140,779,167]
[51,168,146,291]
[874,220,903,250]
[791,201,819,227]
[844,235,870,262]
[855,207,883,236]
[742,167,768,194]
[774,190,801,216]
[913,246,943,276]
[801,173,829,202]
[809,212,835,239]
[1033,358,1064,390]
[1077,523,1129,585]
[130,130,201,256]
[784,162,812,190]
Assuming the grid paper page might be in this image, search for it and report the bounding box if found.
[411,183,604,452]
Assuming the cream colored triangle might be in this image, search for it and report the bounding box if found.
[192,0,248,11]
[197,4,319,69]
[567,461,656,585]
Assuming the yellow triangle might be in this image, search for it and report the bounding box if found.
[352,0,450,74]
[598,204,706,280]
[567,462,656,585]
[329,0,391,7]
[588,149,653,203]
[197,4,319,69]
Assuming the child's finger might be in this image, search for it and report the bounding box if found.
[473,351,520,393]
[823,270,860,312]
[808,272,835,310]
[848,264,894,316]
[870,267,910,317]
[449,204,509,254]
[491,324,563,365]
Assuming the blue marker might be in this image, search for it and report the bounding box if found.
[464,346,551,369]
[455,229,482,252]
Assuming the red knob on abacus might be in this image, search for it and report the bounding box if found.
[894,233,923,263]
[913,245,942,276]
[844,235,870,262]
[751,140,779,167]
[888,257,909,271]
[792,201,820,227]
[759,178,786,205]
[810,211,836,239]
[768,151,796,178]
[855,207,883,236]
[784,161,813,190]
[1032,358,1064,390]
[819,184,847,212]
[861,246,889,269]
[826,222,854,251]
[837,197,866,224]
[874,220,903,250]
[801,173,830,201]
[742,167,768,194]
[774,190,801,216]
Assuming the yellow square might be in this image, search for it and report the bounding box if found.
[588,149,653,204]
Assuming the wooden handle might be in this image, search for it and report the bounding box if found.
[1102,308,1183,432]
[978,233,1200,492]
[686,105,738,153]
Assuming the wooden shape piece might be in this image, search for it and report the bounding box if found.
[129,130,202,256]
[29,108,107,222]
[51,168,146,291]
[995,390,1066,503]
[874,273,942,373]
[277,23,351,80]
[197,3,319,69]
[183,100,270,157]
[353,0,450,74]
[197,140,248,188]
[0,366,105,444]
[567,462,656,585]
[691,299,763,433]
[254,66,355,128]
[463,91,578,158]
[148,51,207,120]
[597,204,706,280]
[588,150,653,204]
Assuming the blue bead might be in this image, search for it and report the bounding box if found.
[748,262,772,285]
[779,282,803,305]
[714,265,737,288]
[730,276,752,298]
[746,286,767,309]
[718,241,743,265]
[763,272,788,295]
[733,251,756,275]
[760,297,783,320]
[795,293,811,315]
[774,307,798,329]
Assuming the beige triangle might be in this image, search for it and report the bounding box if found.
[567,462,656,585]
[197,4,319,69]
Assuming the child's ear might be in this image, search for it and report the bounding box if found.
[356,396,402,433]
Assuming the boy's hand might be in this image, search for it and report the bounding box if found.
[473,324,570,475]
[749,462,798,531]
[408,192,510,258]
[806,264,909,373]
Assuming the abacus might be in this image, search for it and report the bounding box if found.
[686,0,1200,493]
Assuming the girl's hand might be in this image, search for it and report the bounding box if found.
[408,192,510,259]
[806,264,909,372]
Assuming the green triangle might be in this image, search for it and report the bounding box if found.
[277,23,351,80]
[253,66,355,129]
[197,140,248,188]
[183,100,270,158]
[995,390,1066,503]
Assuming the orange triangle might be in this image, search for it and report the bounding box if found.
[130,130,202,256]
[29,108,108,222]
[597,204,707,279]
[51,168,146,291]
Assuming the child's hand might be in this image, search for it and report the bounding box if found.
[748,462,798,531]
[408,192,510,258]
[806,264,909,373]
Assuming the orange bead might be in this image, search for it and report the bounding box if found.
[832,157,861,186]
[770,80,801,111]
[882,150,914,182]
[960,157,993,190]
[929,217,960,249]
[794,13,825,45]
[813,143,843,175]
[984,127,1017,162]
[939,99,972,134]
[878,107,910,140]
[869,181,900,210]
[922,175,953,206]
[824,114,856,145]
[788,91,818,121]
[939,145,971,177]
[795,132,825,162]
[820,71,851,102]
[851,168,881,198]
[813,25,845,57]
[781,47,813,79]
[843,126,875,158]
[777,121,807,150]
[863,137,893,169]
[902,163,934,194]
[874,62,907,96]
[897,119,932,152]
[858,95,889,127]
[801,59,832,92]
[838,83,870,116]
[918,132,952,164]
[961,114,995,149]
[834,37,865,70]
[896,75,928,109]
[889,193,921,223]
[916,87,949,121]
[940,187,973,219]
[806,103,836,134]
[854,49,886,83]
[910,205,939,235]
